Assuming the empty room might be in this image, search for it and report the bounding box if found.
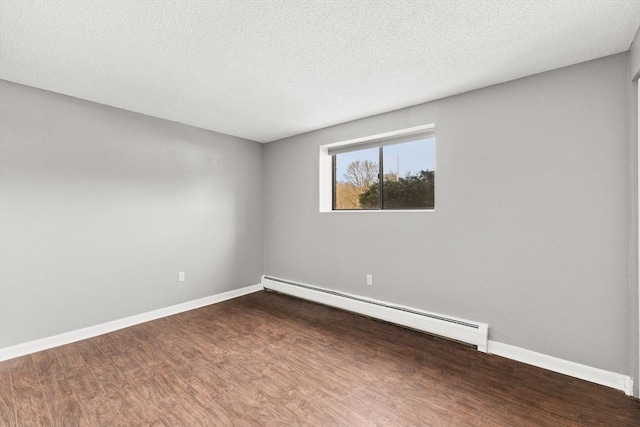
[1,0,640,425]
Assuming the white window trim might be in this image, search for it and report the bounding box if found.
[319,123,435,213]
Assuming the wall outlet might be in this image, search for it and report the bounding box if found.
[366,274,373,285]
[178,271,185,282]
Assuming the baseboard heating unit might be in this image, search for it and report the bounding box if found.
[261,275,489,352]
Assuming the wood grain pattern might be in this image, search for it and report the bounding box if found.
[39,373,85,426]
[0,362,16,427]
[8,356,53,426]
[0,290,638,426]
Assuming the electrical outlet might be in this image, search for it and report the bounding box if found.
[178,271,185,282]
[366,274,373,285]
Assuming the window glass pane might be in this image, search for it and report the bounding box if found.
[334,147,379,209]
[381,137,435,209]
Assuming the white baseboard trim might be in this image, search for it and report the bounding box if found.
[0,284,263,362]
[487,341,634,396]
[262,275,489,352]
[5,281,631,397]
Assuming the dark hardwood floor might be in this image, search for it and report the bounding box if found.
[0,290,638,426]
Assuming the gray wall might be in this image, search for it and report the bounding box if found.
[629,27,640,396]
[0,80,264,349]
[263,53,631,375]
[628,77,638,396]
[630,26,640,80]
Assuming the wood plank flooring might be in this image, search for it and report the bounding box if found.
[0,290,638,426]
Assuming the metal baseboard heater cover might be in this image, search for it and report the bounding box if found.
[261,275,489,352]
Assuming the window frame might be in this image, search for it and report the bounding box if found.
[319,124,435,213]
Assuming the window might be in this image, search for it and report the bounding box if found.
[324,126,435,211]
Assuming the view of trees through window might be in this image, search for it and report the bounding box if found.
[333,137,435,210]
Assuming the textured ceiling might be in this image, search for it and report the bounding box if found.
[1,1,639,143]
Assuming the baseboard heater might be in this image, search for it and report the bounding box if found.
[261,275,489,352]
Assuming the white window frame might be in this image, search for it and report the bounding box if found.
[319,123,436,213]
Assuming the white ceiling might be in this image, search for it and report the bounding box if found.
[1,1,639,143]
